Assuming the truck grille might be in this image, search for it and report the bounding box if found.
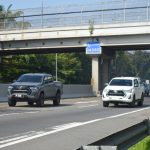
[11,86,31,95]
[107,90,125,96]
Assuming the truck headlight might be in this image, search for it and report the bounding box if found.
[124,89,133,93]
[103,89,109,93]
[8,85,13,91]
[30,86,39,92]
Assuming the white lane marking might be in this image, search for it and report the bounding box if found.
[0,136,28,144]
[0,131,36,141]
[0,111,39,117]
[0,107,150,149]
[52,122,82,130]
[75,101,98,104]
[78,104,98,108]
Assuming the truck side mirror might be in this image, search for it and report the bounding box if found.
[13,79,16,83]
[104,83,109,87]
[43,80,48,84]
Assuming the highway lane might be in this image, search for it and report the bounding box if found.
[0,97,150,150]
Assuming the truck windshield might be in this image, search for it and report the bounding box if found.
[17,75,42,83]
[110,79,132,86]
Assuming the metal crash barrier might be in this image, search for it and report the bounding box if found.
[79,118,150,150]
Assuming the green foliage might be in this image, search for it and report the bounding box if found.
[74,53,91,84]
[128,136,150,150]
[0,4,30,29]
[0,53,91,84]
[88,19,94,35]
[110,51,150,81]
[133,51,150,80]
[110,51,134,78]
[1,50,150,84]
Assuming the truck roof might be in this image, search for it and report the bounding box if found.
[112,77,140,80]
[23,73,52,77]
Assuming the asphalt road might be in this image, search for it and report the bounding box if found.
[0,96,150,150]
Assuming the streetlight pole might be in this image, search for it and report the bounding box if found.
[41,1,44,28]
[147,0,149,20]
[56,53,58,81]
[123,0,126,22]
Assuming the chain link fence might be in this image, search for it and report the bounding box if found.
[0,0,150,30]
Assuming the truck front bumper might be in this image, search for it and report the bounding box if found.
[8,93,38,102]
[102,93,133,103]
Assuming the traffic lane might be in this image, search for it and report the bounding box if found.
[0,97,150,139]
[1,105,150,150]
[0,97,150,149]
[0,97,100,137]
[0,97,97,110]
[1,96,150,113]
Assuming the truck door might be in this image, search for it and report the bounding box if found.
[47,76,56,97]
[43,76,50,98]
[134,79,141,99]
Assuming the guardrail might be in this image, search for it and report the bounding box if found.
[79,118,150,150]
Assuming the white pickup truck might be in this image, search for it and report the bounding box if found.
[102,77,144,107]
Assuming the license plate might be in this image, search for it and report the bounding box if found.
[15,94,22,98]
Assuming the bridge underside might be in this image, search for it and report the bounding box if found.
[0,47,86,56]
[0,44,149,56]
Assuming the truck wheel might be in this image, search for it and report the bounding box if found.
[137,94,144,107]
[103,102,109,107]
[147,92,149,97]
[129,95,136,107]
[28,102,34,106]
[8,99,16,107]
[114,102,119,107]
[53,92,61,106]
[36,93,44,107]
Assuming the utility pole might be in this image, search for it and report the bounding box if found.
[56,53,58,81]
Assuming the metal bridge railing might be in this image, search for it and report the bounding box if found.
[1,0,150,31]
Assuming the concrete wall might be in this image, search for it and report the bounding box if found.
[62,84,94,98]
[0,84,9,101]
[0,84,94,102]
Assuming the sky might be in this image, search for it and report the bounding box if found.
[0,0,103,10]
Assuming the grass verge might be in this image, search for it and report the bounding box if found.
[128,136,150,150]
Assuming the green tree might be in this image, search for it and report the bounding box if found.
[110,51,134,78]
[133,51,150,80]
[0,53,87,84]
[110,50,150,81]
[0,4,30,29]
[74,53,91,84]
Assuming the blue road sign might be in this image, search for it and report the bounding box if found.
[86,42,101,55]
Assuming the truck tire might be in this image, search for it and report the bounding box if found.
[147,92,149,97]
[137,93,144,107]
[36,93,44,107]
[53,91,61,106]
[114,102,119,107]
[103,101,109,107]
[8,99,16,107]
[129,95,136,107]
[28,102,34,106]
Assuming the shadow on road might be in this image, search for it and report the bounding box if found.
[15,103,73,108]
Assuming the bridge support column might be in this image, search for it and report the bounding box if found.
[102,58,110,89]
[91,56,100,96]
[91,56,110,96]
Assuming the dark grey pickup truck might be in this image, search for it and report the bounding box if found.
[8,73,63,107]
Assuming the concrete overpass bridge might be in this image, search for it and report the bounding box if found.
[0,0,150,95]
